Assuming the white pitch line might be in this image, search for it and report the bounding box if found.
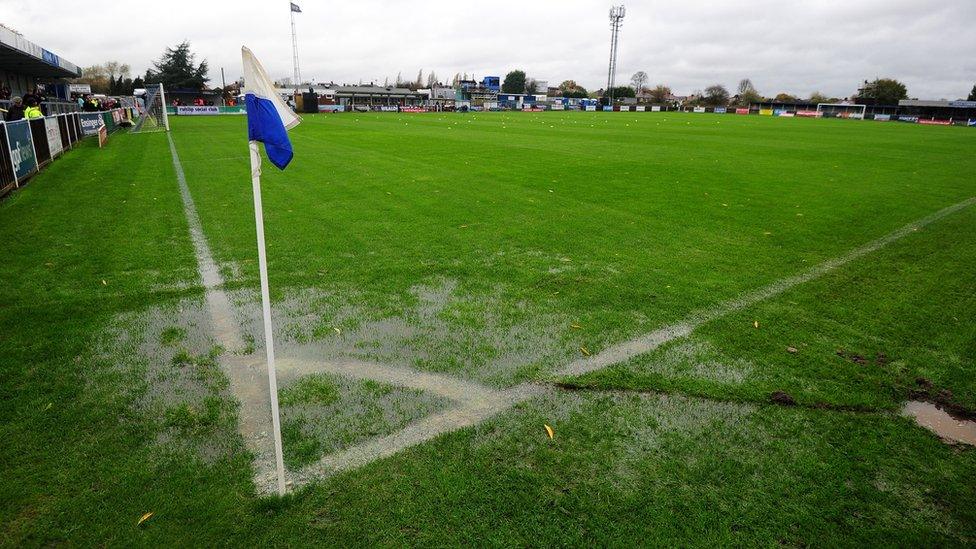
[555,196,976,378]
[293,195,975,486]
[168,132,974,490]
[167,134,279,492]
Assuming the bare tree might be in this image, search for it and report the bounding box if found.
[630,71,648,94]
[426,71,438,88]
[737,78,761,106]
[738,78,756,95]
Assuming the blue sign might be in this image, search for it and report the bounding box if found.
[714,107,727,114]
[41,49,61,67]
[79,113,104,136]
[969,119,976,127]
[5,120,37,181]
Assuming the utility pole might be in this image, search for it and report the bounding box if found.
[606,5,626,107]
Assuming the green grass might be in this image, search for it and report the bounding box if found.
[1,112,974,545]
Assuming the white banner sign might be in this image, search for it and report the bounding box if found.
[651,106,662,112]
[693,106,706,113]
[635,106,646,112]
[176,106,220,115]
[45,117,63,157]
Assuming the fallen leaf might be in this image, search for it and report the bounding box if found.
[786,346,798,354]
[544,424,554,440]
[137,511,154,526]
[753,320,759,329]
[579,346,590,357]
[333,327,341,335]
[570,323,581,329]
[101,280,107,286]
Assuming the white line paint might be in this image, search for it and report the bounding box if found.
[556,196,976,378]
[293,196,975,486]
[276,356,503,405]
[167,134,279,493]
[168,133,974,491]
[287,384,548,487]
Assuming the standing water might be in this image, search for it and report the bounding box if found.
[902,401,976,446]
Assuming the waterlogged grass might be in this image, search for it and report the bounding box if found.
[278,374,451,469]
[0,113,974,545]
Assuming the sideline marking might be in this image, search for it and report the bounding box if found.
[167,133,974,490]
[293,196,976,486]
[167,134,279,492]
[556,195,976,378]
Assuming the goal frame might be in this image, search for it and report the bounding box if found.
[817,102,867,120]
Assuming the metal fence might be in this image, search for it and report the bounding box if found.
[1,99,81,116]
[0,108,131,199]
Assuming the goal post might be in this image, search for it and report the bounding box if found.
[817,103,867,120]
[132,83,170,133]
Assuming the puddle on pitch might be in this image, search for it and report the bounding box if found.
[902,401,976,446]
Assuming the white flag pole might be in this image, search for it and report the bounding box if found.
[249,140,287,495]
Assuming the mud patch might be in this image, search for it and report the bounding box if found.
[902,400,976,446]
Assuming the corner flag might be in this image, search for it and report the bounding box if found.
[242,45,300,495]
[290,2,302,12]
[242,46,300,170]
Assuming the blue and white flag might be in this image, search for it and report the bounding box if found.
[242,46,300,170]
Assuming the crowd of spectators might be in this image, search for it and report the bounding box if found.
[3,86,48,121]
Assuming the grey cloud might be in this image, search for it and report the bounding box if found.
[7,0,975,99]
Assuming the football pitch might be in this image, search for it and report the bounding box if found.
[2,111,975,545]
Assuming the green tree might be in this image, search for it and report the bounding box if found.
[605,86,636,99]
[558,80,588,98]
[773,93,797,103]
[502,70,526,94]
[525,79,539,94]
[145,42,209,90]
[856,78,908,105]
[704,84,730,106]
[968,84,976,101]
[808,91,828,104]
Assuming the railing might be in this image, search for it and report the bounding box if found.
[1,99,80,117]
[0,108,131,198]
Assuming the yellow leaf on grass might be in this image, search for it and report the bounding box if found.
[579,346,590,356]
[544,424,554,440]
[754,321,759,329]
[137,511,154,526]
[570,323,581,329]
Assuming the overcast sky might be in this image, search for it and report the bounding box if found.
[8,0,976,99]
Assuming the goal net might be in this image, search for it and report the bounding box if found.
[132,83,170,133]
[817,103,866,120]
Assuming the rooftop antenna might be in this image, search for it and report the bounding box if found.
[607,5,626,106]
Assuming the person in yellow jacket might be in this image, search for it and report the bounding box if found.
[24,98,43,119]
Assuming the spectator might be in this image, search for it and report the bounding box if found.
[0,85,10,100]
[5,96,25,121]
[24,97,43,119]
